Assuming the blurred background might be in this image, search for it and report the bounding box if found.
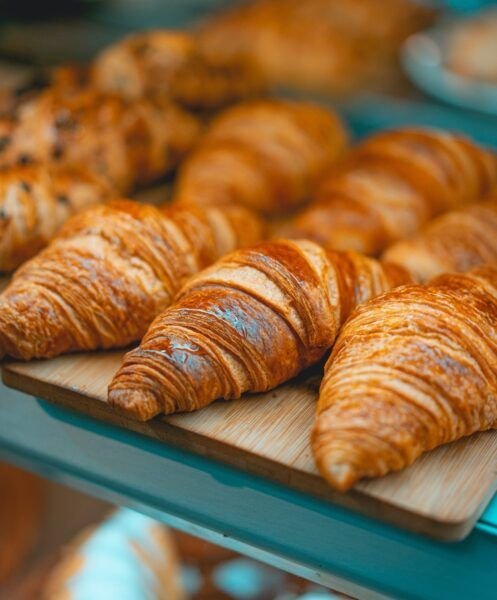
[0,0,495,598]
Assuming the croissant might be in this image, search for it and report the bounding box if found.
[313,263,497,491]
[173,99,348,216]
[0,200,263,360]
[383,197,497,282]
[0,88,201,192]
[197,0,435,95]
[43,510,184,600]
[108,240,411,421]
[292,128,497,255]
[92,29,262,109]
[0,164,113,272]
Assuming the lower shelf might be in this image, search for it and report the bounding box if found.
[0,384,496,600]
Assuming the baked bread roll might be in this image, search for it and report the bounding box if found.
[292,128,497,255]
[0,88,200,192]
[313,263,497,491]
[0,164,113,272]
[174,99,348,216]
[108,240,410,421]
[93,29,262,109]
[383,197,497,282]
[0,200,263,360]
[43,509,184,600]
[197,0,435,96]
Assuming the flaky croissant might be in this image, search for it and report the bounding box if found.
[313,263,497,491]
[382,197,497,282]
[92,29,262,109]
[173,99,348,216]
[0,164,113,272]
[108,240,410,420]
[0,200,263,360]
[292,128,497,255]
[197,0,435,96]
[0,88,200,192]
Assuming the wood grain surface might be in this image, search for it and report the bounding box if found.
[4,351,497,541]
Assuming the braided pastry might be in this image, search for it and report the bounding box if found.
[174,99,348,216]
[108,240,410,421]
[293,128,497,255]
[0,88,200,192]
[92,29,262,109]
[383,197,497,282]
[313,264,497,491]
[0,164,113,272]
[0,200,263,360]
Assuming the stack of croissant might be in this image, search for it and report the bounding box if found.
[2,7,497,496]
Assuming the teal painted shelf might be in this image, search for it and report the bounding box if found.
[0,384,496,600]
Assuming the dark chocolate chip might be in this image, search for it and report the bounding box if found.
[0,208,7,219]
[20,180,31,193]
[19,154,32,165]
[56,194,69,205]
[52,145,64,160]
[0,136,11,153]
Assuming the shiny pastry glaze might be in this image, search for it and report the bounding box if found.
[293,128,497,255]
[108,239,411,421]
[383,197,497,282]
[313,263,497,491]
[174,99,348,216]
[0,164,114,271]
[0,200,263,360]
[0,88,201,192]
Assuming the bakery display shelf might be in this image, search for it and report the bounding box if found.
[3,352,497,544]
[0,382,496,600]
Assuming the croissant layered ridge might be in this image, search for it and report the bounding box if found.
[313,264,497,491]
[0,88,201,192]
[293,128,497,255]
[0,164,114,271]
[108,240,411,421]
[383,197,497,282]
[92,29,263,108]
[174,99,348,216]
[0,200,263,360]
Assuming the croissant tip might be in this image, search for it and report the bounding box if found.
[322,461,357,492]
[108,386,162,422]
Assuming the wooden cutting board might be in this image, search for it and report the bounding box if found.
[4,352,497,542]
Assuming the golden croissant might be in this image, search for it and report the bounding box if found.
[313,263,497,491]
[108,240,411,421]
[383,197,497,282]
[0,164,113,271]
[92,29,262,109]
[0,200,263,360]
[293,128,497,255]
[197,0,435,96]
[173,99,348,216]
[0,88,200,192]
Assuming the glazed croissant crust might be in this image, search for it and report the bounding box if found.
[293,128,497,255]
[313,263,497,491]
[108,240,410,421]
[0,200,263,360]
[382,197,497,282]
[92,29,263,109]
[0,164,113,272]
[174,99,348,216]
[0,89,200,192]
